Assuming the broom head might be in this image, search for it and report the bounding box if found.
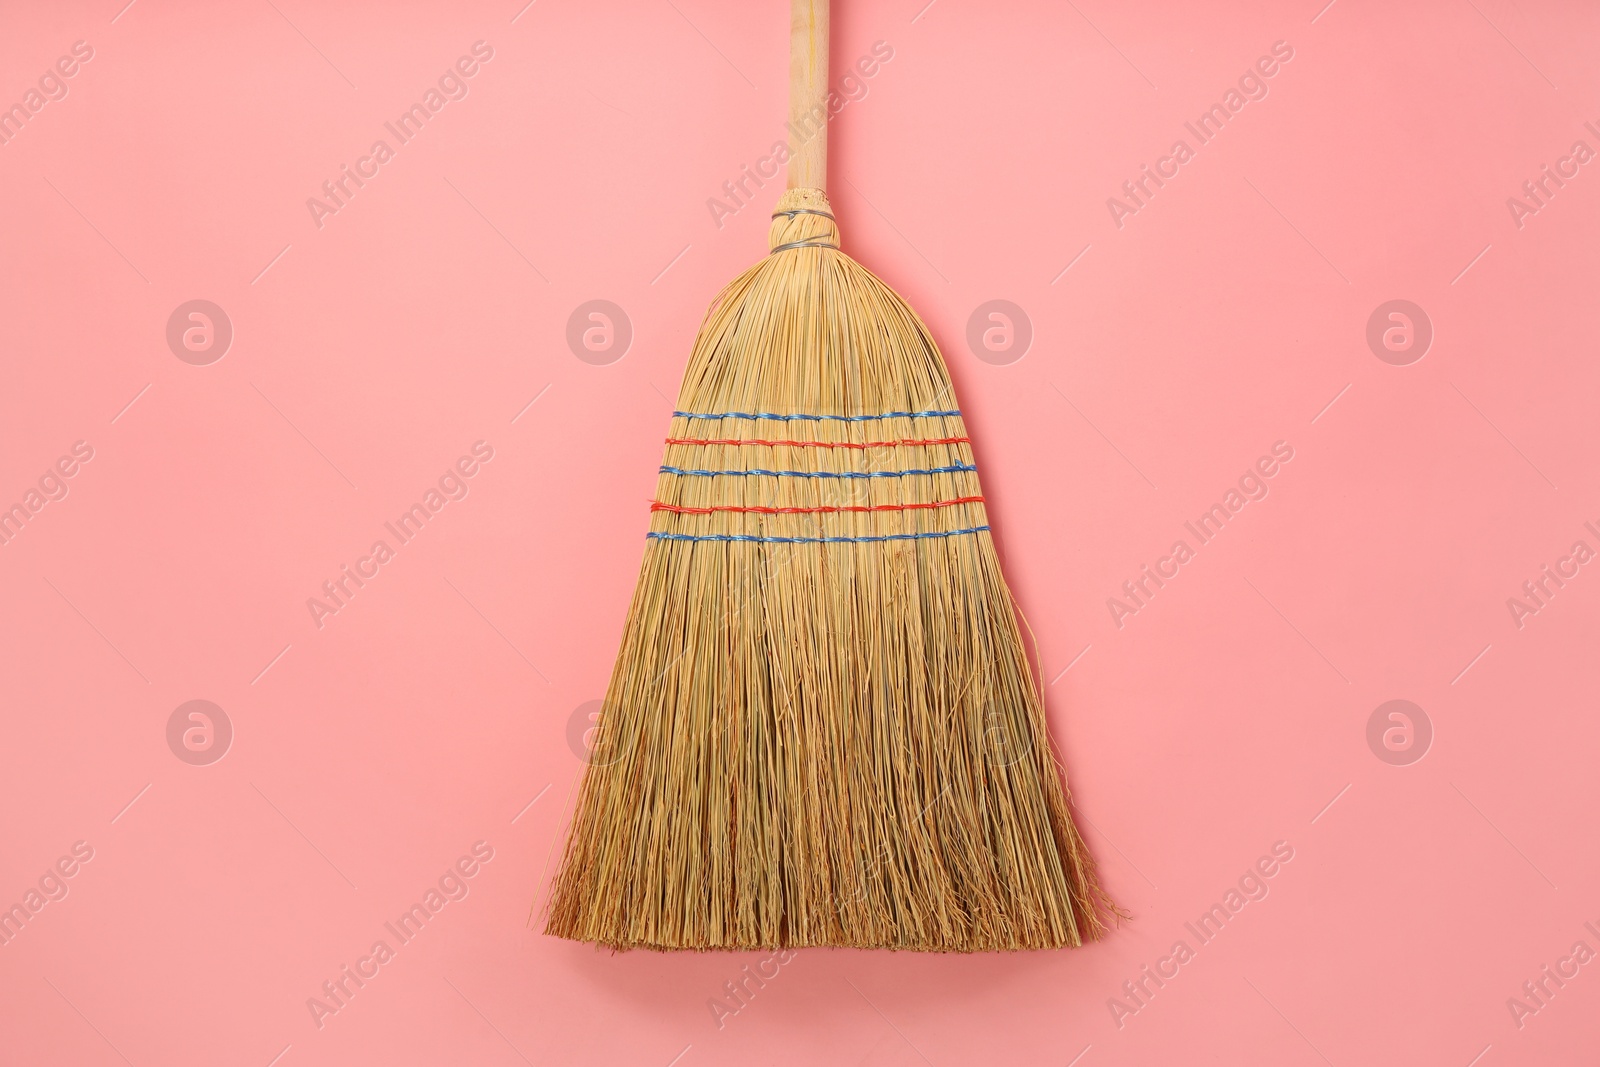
[544,188,1112,951]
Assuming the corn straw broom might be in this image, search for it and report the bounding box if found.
[543,0,1112,952]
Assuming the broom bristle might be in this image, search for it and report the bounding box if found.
[544,188,1113,951]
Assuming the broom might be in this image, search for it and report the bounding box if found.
[543,0,1111,952]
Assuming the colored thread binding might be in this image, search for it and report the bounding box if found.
[673,410,961,422]
[646,525,990,544]
[651,495,985,515]
[660,464,976,480]
[665,436,971,450]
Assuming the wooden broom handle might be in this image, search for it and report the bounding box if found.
[787,0,829,190]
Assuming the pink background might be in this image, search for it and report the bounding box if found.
[3,0,1598,1064]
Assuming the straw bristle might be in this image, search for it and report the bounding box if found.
[544,188,1113,951]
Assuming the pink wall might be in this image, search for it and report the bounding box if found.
[2,1,1597,1064]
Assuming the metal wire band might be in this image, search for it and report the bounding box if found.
[771,209,836,221]
[770,240,840,253]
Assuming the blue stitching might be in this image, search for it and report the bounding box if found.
[646,525,990,544]
[672,409,961,422]
[659,463,976,479]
